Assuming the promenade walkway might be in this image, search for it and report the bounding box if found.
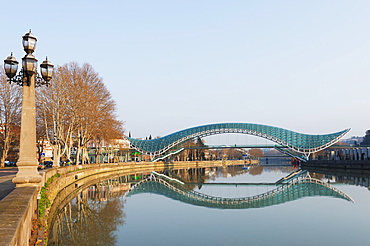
[0,168,17,200]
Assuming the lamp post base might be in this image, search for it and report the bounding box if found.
[12,166,42,187]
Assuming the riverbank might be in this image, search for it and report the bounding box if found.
[302,160,370,170]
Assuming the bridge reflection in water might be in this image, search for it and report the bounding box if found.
[124,172,354,209]
[48,169,354,245]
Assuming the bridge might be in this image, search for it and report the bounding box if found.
[185,144,286,149]
[126,123,350,161]
[123,172,354,209]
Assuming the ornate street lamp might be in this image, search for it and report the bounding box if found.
[3,30,54,187]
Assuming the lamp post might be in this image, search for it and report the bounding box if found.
[3,30,54,187]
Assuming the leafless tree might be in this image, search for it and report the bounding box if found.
[0,68,22,167]
[248,148,264,159]
[37,62,123,165]
[37,65,75,166]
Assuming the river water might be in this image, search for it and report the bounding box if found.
[48,162,370,246]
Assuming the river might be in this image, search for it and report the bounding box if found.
[47,162,370,246]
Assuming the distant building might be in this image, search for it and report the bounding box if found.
[360,130,370,146]
[340,136,363,146]
[87,138,129,148]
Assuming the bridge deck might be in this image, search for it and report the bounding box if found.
[185,145,287,149]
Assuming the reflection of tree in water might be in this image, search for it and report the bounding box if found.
[221,165,249,177]
[171,165,249,189]
[309,172,324,180]
[248,166,264,176]
[173,168,206,188]
[48,182,126,246]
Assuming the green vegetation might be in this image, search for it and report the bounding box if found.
[38,172,61,226]
[67,167,90,173]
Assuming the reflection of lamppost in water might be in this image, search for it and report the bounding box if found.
[3,30,54,187]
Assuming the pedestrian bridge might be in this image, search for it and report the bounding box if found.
[126,123,350,161]
[123,172,353,209]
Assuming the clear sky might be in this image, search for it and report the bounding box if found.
[2,0,370,140]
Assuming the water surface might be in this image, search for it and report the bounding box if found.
[49,164,370,246]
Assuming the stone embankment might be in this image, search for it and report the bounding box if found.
[0,185,38,246]
[302,159,370,170]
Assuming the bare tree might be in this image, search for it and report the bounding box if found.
[93,116,123,164]
[37,65,76,166]
[0,68,22,167]
[248,148,264,159]
[37,62,123,165]
[70,63,123,164]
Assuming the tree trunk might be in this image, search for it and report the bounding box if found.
[52,144,61,167]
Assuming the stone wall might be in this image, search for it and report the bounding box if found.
[303,159,370,170]
[0,186,38,246]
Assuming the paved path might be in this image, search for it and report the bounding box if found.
[0,168,17,177]
[0,179,15,200]
[0,168,17,201]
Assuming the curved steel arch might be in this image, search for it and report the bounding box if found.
[126,123,350,158]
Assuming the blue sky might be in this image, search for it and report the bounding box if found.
[2,0,370,141]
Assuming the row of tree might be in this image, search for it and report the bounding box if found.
[173,137,264,162]
[0,62,124,167]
